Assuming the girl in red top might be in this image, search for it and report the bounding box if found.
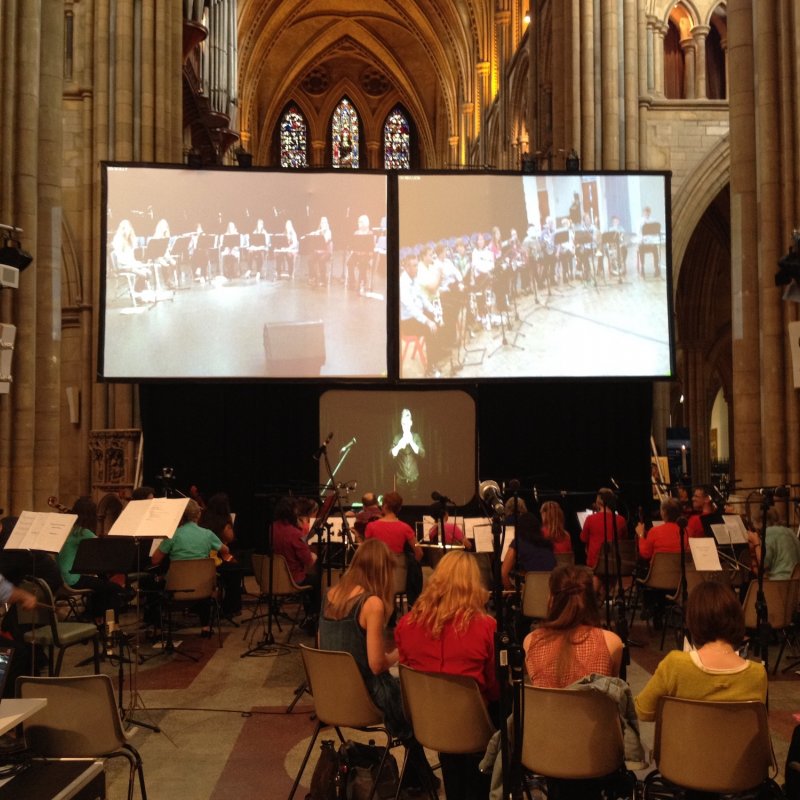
[395,550,497,800]
[540,501,573,554]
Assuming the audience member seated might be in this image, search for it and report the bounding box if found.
[580,488,628,570]
[501,512,556,590]
[747,506,800,580]
[353,491,382,541]
[200,492,243,618]
[271,495,319,629]
[395,550,497,800]
[364,491,422,561]
[540,501,573,554]
[150,499,231,637]
[56,497,126,627]
[524,565,623,686]
[428,510,471,549]
[634,581,767,721]
[318,539,437,792]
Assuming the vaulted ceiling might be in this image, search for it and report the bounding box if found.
[237,1,528,167]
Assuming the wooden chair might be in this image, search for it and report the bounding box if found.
[742,577,800,673]
[642,697,777,798]
[287,646,403,800]
[521,571,552,622]
[17,674,147,800]
[163,558,221,653]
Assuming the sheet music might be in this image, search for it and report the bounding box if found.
[576,509,593,529]
[721,514,749,544]
[469,520,513,559]
[307,516,347,543]
[108,498,188,538]
[7,510,77,552]
[688,537,723,571]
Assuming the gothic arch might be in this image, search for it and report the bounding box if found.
[670,136,730,289]
[706,1,727,27]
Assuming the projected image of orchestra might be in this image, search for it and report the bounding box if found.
[102,166,388,380]
[397,173,673,380]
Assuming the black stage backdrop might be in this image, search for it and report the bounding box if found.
[139,381,653,553]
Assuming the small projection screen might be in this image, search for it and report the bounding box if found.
[319,389,477,507]
[396,171,673,380]
[101,164,388,380]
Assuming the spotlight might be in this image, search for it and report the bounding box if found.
[565,149,580,172]
[0,238,32,272]
[523,8,531,25]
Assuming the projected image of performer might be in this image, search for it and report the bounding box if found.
[308,216,333,287]
[249,218,269,279]
[220,221,241,279]
[399,256,442,376]
[390,408,425,488]
[471,232,495,330]
[638,205,662,278]
[347,214,373,292]
[149,218,177,289]
[110,219,151,291]
[275,219,299,278]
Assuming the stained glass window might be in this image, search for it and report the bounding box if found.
[383,109,411,170]
[280,106,307,168]
[331,98,359,169]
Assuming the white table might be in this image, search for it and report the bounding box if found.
[0,697,47,736]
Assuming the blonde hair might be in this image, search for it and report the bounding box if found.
[326,539,395,623]
[403,551,489,638]
[540,501,569,545]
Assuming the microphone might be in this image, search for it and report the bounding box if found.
[312,432,334,460]
[339,436,357,453]
[758,485,791,498]
[431,491,453,505]
[478,480,505,517]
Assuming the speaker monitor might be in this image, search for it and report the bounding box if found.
[263,319,326,377]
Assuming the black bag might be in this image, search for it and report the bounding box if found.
[338,740,400,800]
[307,739,343,800]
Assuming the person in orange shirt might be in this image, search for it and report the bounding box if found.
[636,498,688,560]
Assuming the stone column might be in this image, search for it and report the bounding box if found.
[448,135,459,168]
[653,22,667,98]
[460,102,474,165]
[526,5,538,162]
[496,10,511,169]
[310,140,325,167]
[680,36,697,100]
[476,61,491,164]
[728,0,762,488]
[692,25,710,100]
[623,0,639,168]
[601,0,620,169]
[366,140,380,170]
[579,0,595,170]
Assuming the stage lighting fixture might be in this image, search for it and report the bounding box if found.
[523,8,531,25]
[565,149,580,171]
[0,237,32,273]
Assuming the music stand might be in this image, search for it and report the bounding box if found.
[143,238,174,300]
[70,537,160,732]
[4,510,76,679]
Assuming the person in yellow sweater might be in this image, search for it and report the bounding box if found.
[635,581,767,721]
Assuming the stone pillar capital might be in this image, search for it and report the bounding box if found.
[476,61,491,76]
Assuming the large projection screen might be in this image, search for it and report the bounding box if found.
[319,390,477,507]
[397,172,673,380]
[101,165,388,380]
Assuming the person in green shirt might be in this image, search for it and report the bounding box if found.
[56,497,125,625]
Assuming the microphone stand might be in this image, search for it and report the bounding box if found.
[487,508,524,800]
[754,493,772,673]
[608,497,632,680]
[677,516,689,647]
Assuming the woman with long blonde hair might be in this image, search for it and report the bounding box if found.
[540,501,573,554]
[395,551,497,799]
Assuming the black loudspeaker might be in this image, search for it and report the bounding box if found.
[263,320,326,377]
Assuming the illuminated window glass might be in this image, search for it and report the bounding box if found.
[331,98,359,169]
[280,106,307,168]
[383,109,411,170]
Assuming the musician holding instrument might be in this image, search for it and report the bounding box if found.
[307,215,333,287]
[470,233,495,330]
[746,506,800,580]
[399,257,442,376]
[151,499,231,637]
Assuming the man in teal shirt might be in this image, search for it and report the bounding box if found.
[151,499,231,636]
